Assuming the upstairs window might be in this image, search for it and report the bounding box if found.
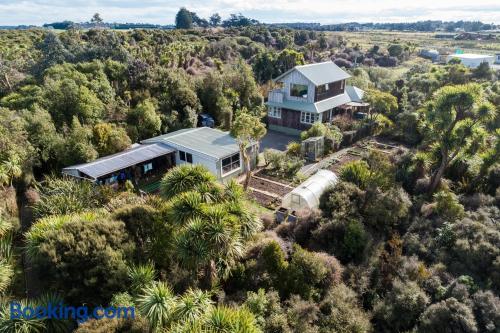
[268,106,282,118]
[290,83,308,98]
[300,111,320,124]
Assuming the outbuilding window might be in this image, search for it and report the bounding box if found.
[179,151,192,163]
[222,153,240,175]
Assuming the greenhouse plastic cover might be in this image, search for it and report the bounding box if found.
[282,169,338,211]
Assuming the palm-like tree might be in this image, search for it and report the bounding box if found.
[0,300,45,333]
[36,293,71,333]
[167,191,205,226]
[175,207,243,289]
[137,282,177,331]
[0,156,22,187]
[127,262,156,296]
[204,306,261,333]
[172,289,213,324]
[160,165,216,200]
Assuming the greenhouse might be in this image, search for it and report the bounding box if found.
[282,169,338,211]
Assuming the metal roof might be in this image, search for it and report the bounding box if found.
[267,91,351,114]
[143,127,241,160]
[62,143,175,179]
[267,85,365,114]
[345,85,365,103]
[274,61,351,86]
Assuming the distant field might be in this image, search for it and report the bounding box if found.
[329,30,500,54]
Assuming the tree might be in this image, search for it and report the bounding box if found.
[423,84,496,193]
[90,13,103,28]
[365,89,398,120]
[127,99,161,140]
[209,13,221,27]
[230,111,266,189]
[175,8,193,29]
[92,123,131,156]
[275,49,305,76]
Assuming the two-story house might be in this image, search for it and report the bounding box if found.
[266,61,368,135]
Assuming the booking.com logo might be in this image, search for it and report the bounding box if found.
[10,301,135,323]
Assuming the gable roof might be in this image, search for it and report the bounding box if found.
[142,127,241,160]
[274,61,351,86]
[62,143,175,179]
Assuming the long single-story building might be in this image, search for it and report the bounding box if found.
[62,127,257,192]
[445,53,495,68]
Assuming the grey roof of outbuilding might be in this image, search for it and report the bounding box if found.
[345,85,365,102]
[142,127,241,160]
[274,61,351,86]
[62,143,175,179]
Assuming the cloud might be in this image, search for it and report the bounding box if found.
[0,0,498,26]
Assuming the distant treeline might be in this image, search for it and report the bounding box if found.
[4,17,497,32]
[269,20,498,32]
[42,21,175,30]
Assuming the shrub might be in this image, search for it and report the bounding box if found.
[363,187,411,232]
[319,284,372,333]
[286,245,342,300]
[32,177,114,219]
[286,141,301,157]
[340,160,371,189]
[373,279,430,332]
[29,214,134,306]
[433,190,465,221]
[418,298,478,333]
[319,181,365,219]
[311,219,368,264]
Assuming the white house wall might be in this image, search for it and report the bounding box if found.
[280,70,316,103]
[167,143,220,178]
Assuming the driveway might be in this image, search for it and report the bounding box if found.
[260,130,299,152]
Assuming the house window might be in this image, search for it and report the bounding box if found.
[179,151,193,163]
[325,83,329,90]
[340,80,345,90]
[290,83,308,98]
[300,111,320,124]
[143,162,153,173]
[222,153,240,175]
[268,106,281,118]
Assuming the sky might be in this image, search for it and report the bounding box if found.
[1,0,499,26]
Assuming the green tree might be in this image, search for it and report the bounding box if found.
[209,13,221,27]
[365,89,398,120]
[230,111,266,189]
[175,8,193,29]
[92,122,131,156]
[423,84,496,193]
[128,99,161,140]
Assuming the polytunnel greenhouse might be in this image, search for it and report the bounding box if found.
[282,169,338,211]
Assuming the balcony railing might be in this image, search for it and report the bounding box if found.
[268,89,284,103]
